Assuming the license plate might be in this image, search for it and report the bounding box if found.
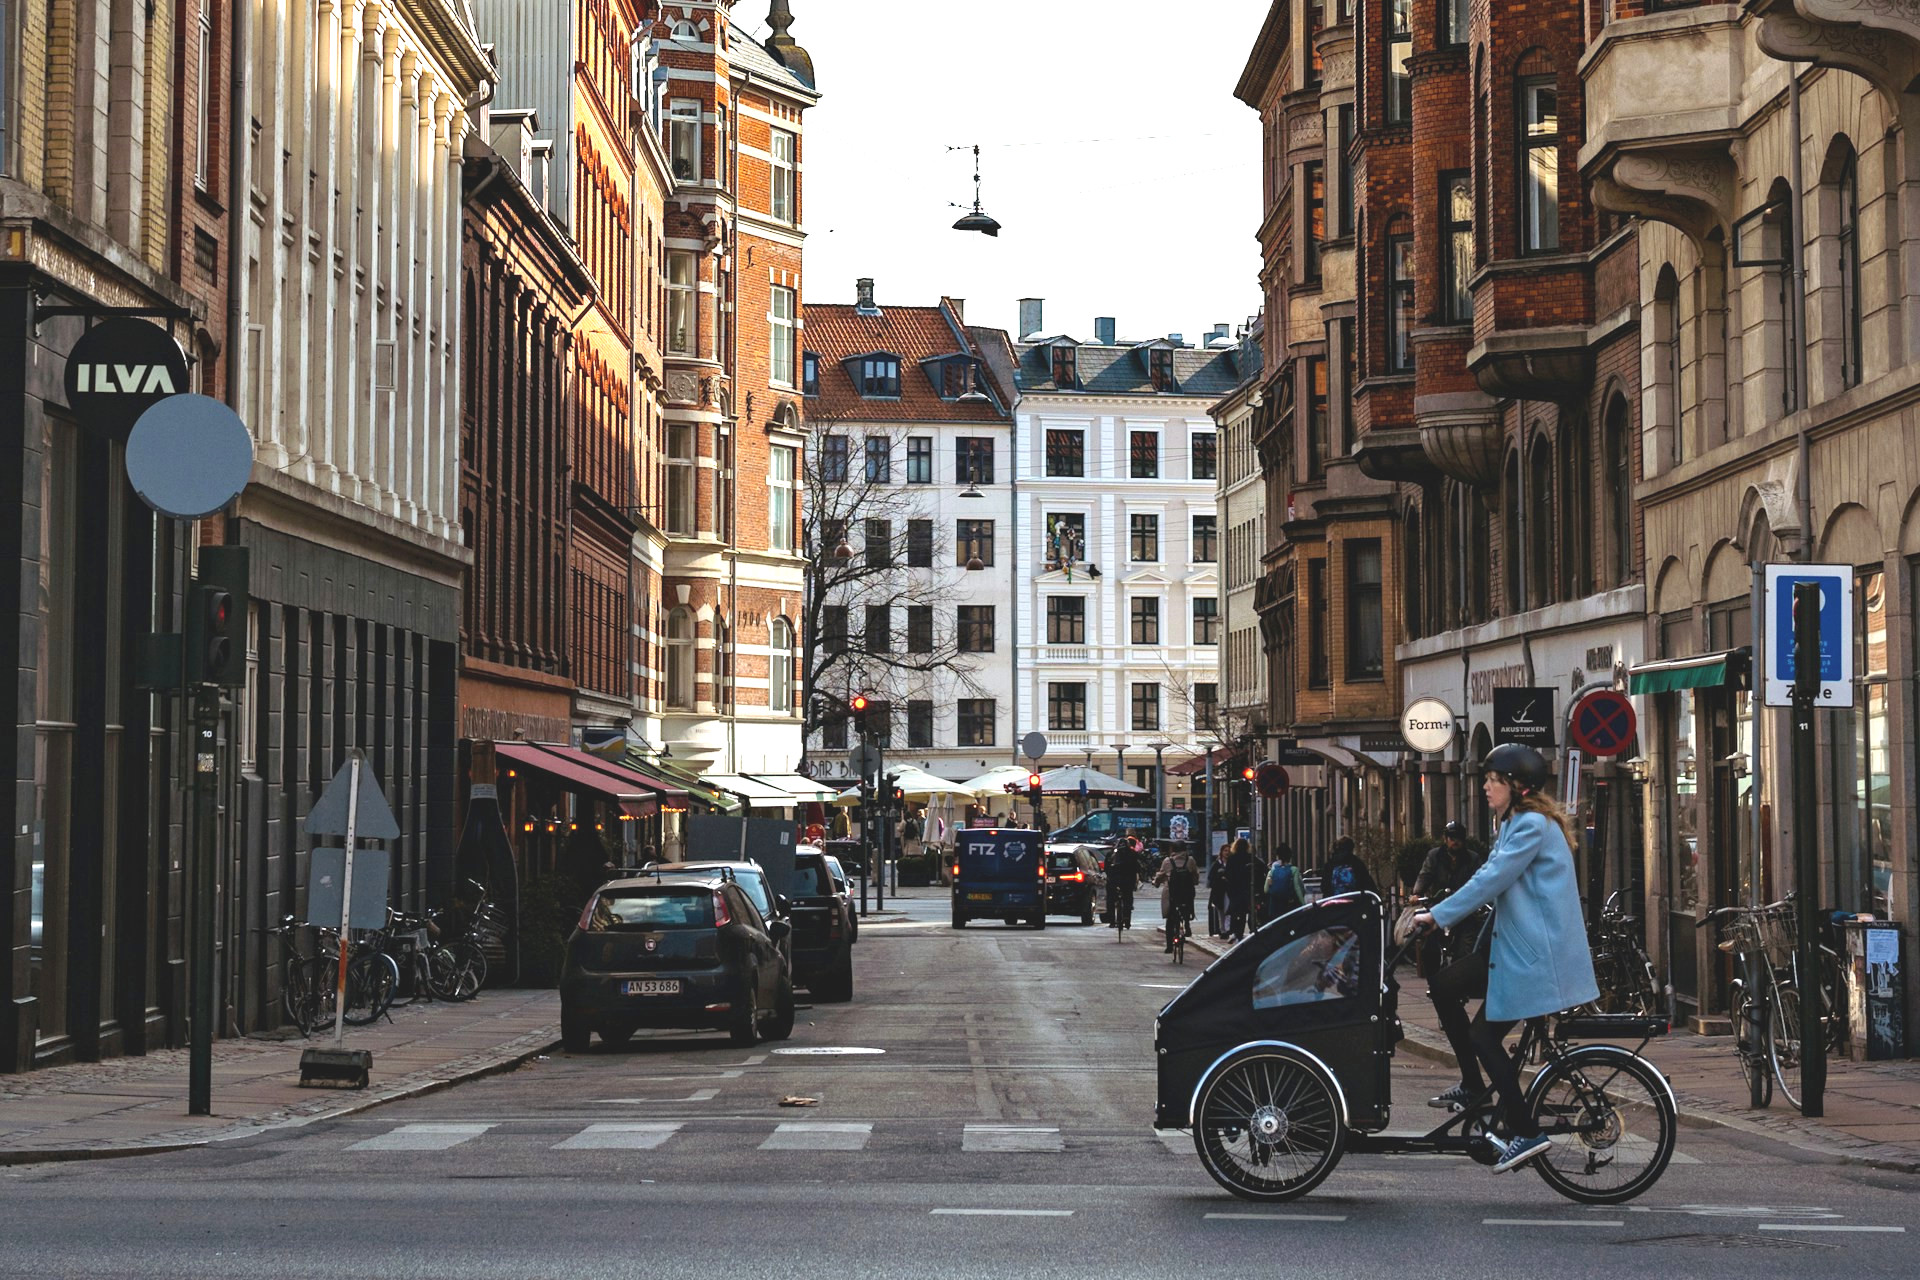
[622,979,681,996]
[967,893,992,901]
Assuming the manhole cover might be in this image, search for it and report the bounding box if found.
[769,1046,886,1056]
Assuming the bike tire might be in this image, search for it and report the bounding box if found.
[1769,980,1804,1112]
[1528,1046,1676,1204]
[1732,984,1771,1109]
[342,952,398,1025]
[1191,1046,1346,1202]
[445,942,486,1002]
[283,961,314,1035]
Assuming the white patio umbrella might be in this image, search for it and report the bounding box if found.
[957,765,1036,799]
[1039,765,1149,798]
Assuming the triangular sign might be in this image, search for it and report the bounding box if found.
[305,754,401,840]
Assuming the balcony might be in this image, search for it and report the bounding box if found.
[1746,1,1920,105]
[1580,5,1747,239]
[1414,394,1504,490]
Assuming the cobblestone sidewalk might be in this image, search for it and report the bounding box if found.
[0,989,559,1163]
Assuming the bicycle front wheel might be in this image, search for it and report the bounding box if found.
[1528,1046,1676,1204]
[1192,1047,1346,1202]
[1769,981,1804,1111]
[342,952,398,1025]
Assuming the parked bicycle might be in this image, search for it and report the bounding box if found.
[1699,895,1844,1111]
[266,916,330,1036]
[1588,888,1660,1018]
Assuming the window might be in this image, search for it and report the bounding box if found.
[669,99,700,183]
[866,700,894,747]
[821,434,849,483]
[1338,317,1357,454]
[1150,347,1176,391]
[958,605,995,653]
[865,436,891,482]
[667,607,695,708]
[1193,514,1218,563]
[907,605,933,653]
[1047,595,1086,644]
[956,519,995,567]
[196,4,215,189]
[1130,431,1159,478]
[1254,926,1363,1009]
[1306,356,1329,475]
[907,518,934,567]
[1048,682,1088,731]
[770,286,796,386]
[1131,596,1161,645]
[769,445,796,552]
[667,251,696,355]
[1192,431,1217,480]
[1334,104,1356,238]
[1388,233,1414,371]
[1193,681,1219,729]
[1346,539,1383,680]
[1045,513,1085,569]
[956,437,995,485]
[865,605,891,654]
[1192,596,1219,646]
[908,700,934,749]
[770,127,795,221]
[1604,397,1634,587]
[822,605,848,654]
[1521,78,1560,253]
[1050,344,1078,388]
[1387,0,1412,124]
[942,360,968,397]
[666,423,695,534]
[1132,683,1162,732]
[822,716,848,751]
[859,356,900,397]
[769,617,794,713]
[959,699,995,747]
[865,518,892,567]
[1442,171,1474,323]
[1303,160,1325,281]
[1528,442,1554,608]
[802,352,818,396]
[906,437,932,483]
[1441,0,1468,45]
[1130,513,1160,562]
[1837,151,1862,390]
[1045,429,1084,477]
[1308,559,1329,688]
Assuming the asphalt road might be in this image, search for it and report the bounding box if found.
[5,890,1914,1279]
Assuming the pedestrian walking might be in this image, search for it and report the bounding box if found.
[1223,837,1254,941]
[1323,835,1377,898]
[1206,847,1226,937]
[1264,842,1304,917]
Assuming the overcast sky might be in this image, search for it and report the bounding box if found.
[740,1,1269,346]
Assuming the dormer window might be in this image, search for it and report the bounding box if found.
[803,352,819,397]
[859,356,900,397]
[1050,343,1077,389]
[1149,347,1175,391]
[942,360,968,398]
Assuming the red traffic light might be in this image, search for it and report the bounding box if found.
[1241,765,1257,783]
[850,694,869,713]
[1027,773,1043,789]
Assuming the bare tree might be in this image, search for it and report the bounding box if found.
[798,416,990,766]
[1157,657,1258,761]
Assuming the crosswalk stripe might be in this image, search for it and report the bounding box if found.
[348,1123,493,1152]
[760,1122,874,1151]
[553,1123,684,1151]
[963,1125,1063,1153]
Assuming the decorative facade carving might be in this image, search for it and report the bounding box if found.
[1594,149,1737,243]
[1753,1,1920,105]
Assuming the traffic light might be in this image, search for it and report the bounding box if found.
[1241,764,1257,786]
[1027,772,1044,806]
[850,693,870,736]
[188,546,250,686]
[881,773,902,807]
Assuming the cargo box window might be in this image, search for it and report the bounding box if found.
[1252,926,1361,1009]
[588,890,715,931]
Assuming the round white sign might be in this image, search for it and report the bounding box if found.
[1400,697,1457,754]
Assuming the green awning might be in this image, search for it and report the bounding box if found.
[1628,649,1747,695]
[620,752,742,814]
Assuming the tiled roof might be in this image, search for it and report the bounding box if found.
[1012,340,1251,398]
[730,29,818,96]
[805,302,1013,426]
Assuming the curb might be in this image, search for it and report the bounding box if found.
[1156,926,1920,1175]
[0,1031,560,1167]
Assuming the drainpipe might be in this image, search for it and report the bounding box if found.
[1010,407,1021,767]
[1789,72,1813,554]
[223,0,251,410]
[726,94,742,773]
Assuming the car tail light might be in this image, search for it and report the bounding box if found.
[951,863,959,880]
[577,895,601,931]
[1059,871,1084,882]
[712,891,732,927]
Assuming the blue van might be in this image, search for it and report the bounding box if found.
[951,828,1048,929]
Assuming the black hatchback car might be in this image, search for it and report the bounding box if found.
[787,847,855,1001]
[560,874,794,1052]
[1045,845,1108,925]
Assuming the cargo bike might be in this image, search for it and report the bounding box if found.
[1153,892,1677,1205]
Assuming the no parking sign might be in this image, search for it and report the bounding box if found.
[1568,690,1637,758]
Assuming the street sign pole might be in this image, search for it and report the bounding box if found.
[330,757,363,1048]
[1791,580,1826,1117]
[873,741,886,912]
[187,685,220,1115]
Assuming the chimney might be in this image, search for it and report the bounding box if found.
[855,277,879,315]
[1018,297,1044,340]
[1094,316,1116,345]
[530,139,553,211]
[488,109,538,188]
[1213,323,1230,342]
[1168,333,1185,347]
[944,296,965,323]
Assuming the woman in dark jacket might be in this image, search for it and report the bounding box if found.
[1222,838,1254,941]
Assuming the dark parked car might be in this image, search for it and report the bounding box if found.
[560,873,793,1052]
[647,860,792,967]
[786,847,855,1001]
[1045,845,1107,926]
[821,852,858,942]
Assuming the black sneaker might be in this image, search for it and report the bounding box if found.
[1427,1084,1480,1111]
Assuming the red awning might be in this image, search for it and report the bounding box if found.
[1165,746,1241,777]
[495,742,687,806]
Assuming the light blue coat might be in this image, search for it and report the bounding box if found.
[1430,810,1598,1022]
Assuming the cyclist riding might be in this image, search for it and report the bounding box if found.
[1105,837,1144,934]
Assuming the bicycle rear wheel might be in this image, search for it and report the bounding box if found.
[283,961,317,1036]
[1769,980,1804,1112]
[1731,983,1772,1109]
[1192,1047,1346,1202]
[342,952,398,1025]
[1528,1046,1676,1204]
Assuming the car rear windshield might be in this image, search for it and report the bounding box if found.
[790,858,834,897]
[1048,853,1081,871]
[588,890,714,931]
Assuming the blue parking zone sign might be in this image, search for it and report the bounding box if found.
[1763,564,1853,708]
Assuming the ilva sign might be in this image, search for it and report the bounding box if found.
[63,316,191,444]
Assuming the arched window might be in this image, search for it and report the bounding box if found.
[1528,438,1554,608]
[1761,177,1800,416]
[1603,395,1635,588]
[769,617,794,715]
[713,618,733,714]
[1653,266,1682,469]
[1502,450,1523,613]
[1558,410,1590,598]
[1834,145,1862,390]
[666,607,695,709]
[1403,510,1424,641]
[1467,483,1491,625]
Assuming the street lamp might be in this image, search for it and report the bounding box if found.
[1147,740,1173,848]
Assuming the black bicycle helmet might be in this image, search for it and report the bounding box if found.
[1442,820,1468,840]
[1483,742,1550,793]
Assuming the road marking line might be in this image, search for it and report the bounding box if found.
[963,1124,1063,1153]
[589,1088,719,1104]
[347,1123,493,1152]
[1758,1224,1905,1234]
[760,1122,873,1151]
[1205,1213,1348,1222]
[931,1209,1073,1217]
[554,1123,683,1151]
[1483,1219,1624,1228]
